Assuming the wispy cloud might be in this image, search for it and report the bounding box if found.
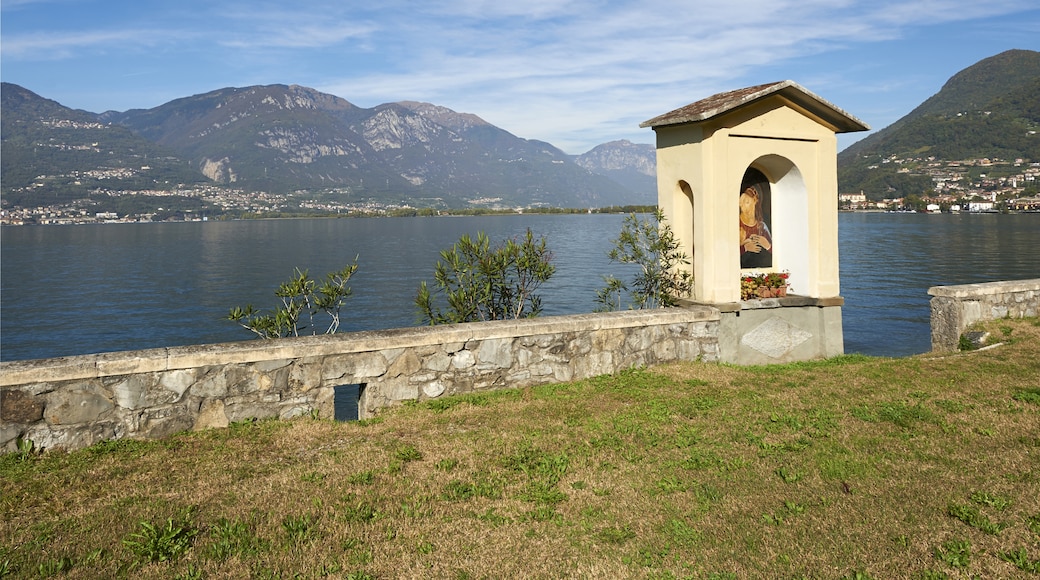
[1,0,1036,152]
[0,29,180,59]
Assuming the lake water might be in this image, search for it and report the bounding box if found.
[2,212,1038,362]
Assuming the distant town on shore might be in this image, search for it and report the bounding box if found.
[839,155,1040,213]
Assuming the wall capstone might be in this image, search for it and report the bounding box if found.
[928,279,1040,351]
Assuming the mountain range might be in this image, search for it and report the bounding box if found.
[1,83,655,211]
[2,48,1037,214]
[837,49,1040,198]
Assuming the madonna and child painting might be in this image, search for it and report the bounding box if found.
[738,167,772,269]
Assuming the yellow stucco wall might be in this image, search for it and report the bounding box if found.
[653,97,841,303]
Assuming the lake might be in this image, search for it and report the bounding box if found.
[2,212,1038,362]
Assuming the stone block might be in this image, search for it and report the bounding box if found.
[45,385,113,425]
[526,362,554,377]
[225,398,281,423]
[652,339,677,361]
[424,351,452,372]
[451,350,476,369]
[552,364,574,383]
[138,405,195,439]
[592,328,625,352]
[288,358,323,392]
[160,369,196,398]
[225,365,267,396]
[573,351,613,380]
[384,378,419,402]
[192,370,229,398]
[387,350,421,377]
[278,395,316,420]
[1,423,24,451]
[112,374,172,410]
[195,398,229,430]
[2,388,45,423]
[26,421,117,452]
[478,338,514,369]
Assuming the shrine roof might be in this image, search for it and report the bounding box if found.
[640,80,869,134]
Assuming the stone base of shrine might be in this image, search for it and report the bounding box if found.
[684,296,844,365]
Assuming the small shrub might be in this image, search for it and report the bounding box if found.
[934,539,971,568]
[1027,513,1040,536]
[947,503,1008,534]
[435,458,459,471]
[416,229,554,324]
[1012,388,1040,405]
[596,524,636,545]
[596,209,692,311]
[205,517,267,561]
[340,500,378,523]
[958,334,976,351]
[37,555,75,577]
[394,445,423,462]
[969,490,1011,511]
[438,480,472,501]
[15,438,35,462]
[123,518,198,563]
[347,470,375,485]
[174,564,204,580]
[282,513,321,546]
[228,260,359,338]
[999,547,1040,573]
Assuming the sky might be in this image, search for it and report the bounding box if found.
[2,1,1038,155]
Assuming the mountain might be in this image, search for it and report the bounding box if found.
[98,84,638,208]
[2,83,647,212]
[1,83,207,209]
[838,49,1040,198]
[573,140,656,201]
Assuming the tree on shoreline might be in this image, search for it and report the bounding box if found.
[415,229,555,325]
[596,209,692,310]
[228,259,359,338]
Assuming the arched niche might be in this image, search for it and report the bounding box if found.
[745,155,809,295]
[675,180,695,290]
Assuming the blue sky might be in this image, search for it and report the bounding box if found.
[2,0,1038,154]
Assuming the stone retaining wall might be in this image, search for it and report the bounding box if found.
[928,279,1040,351]
[1,307,720,453]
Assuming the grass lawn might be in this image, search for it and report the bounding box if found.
[2,318,1039,579]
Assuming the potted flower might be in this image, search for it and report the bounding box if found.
[740,271,790,300]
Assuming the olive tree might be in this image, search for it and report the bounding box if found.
[228,259,358,339]
[596,209,692,310]
[415,229,555,325]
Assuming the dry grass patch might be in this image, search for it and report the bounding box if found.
[2,318,1039,579]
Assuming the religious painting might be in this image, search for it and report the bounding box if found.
[738,167,772,269]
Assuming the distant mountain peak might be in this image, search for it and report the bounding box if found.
[395,101,490,132]
[576,139,655,175]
